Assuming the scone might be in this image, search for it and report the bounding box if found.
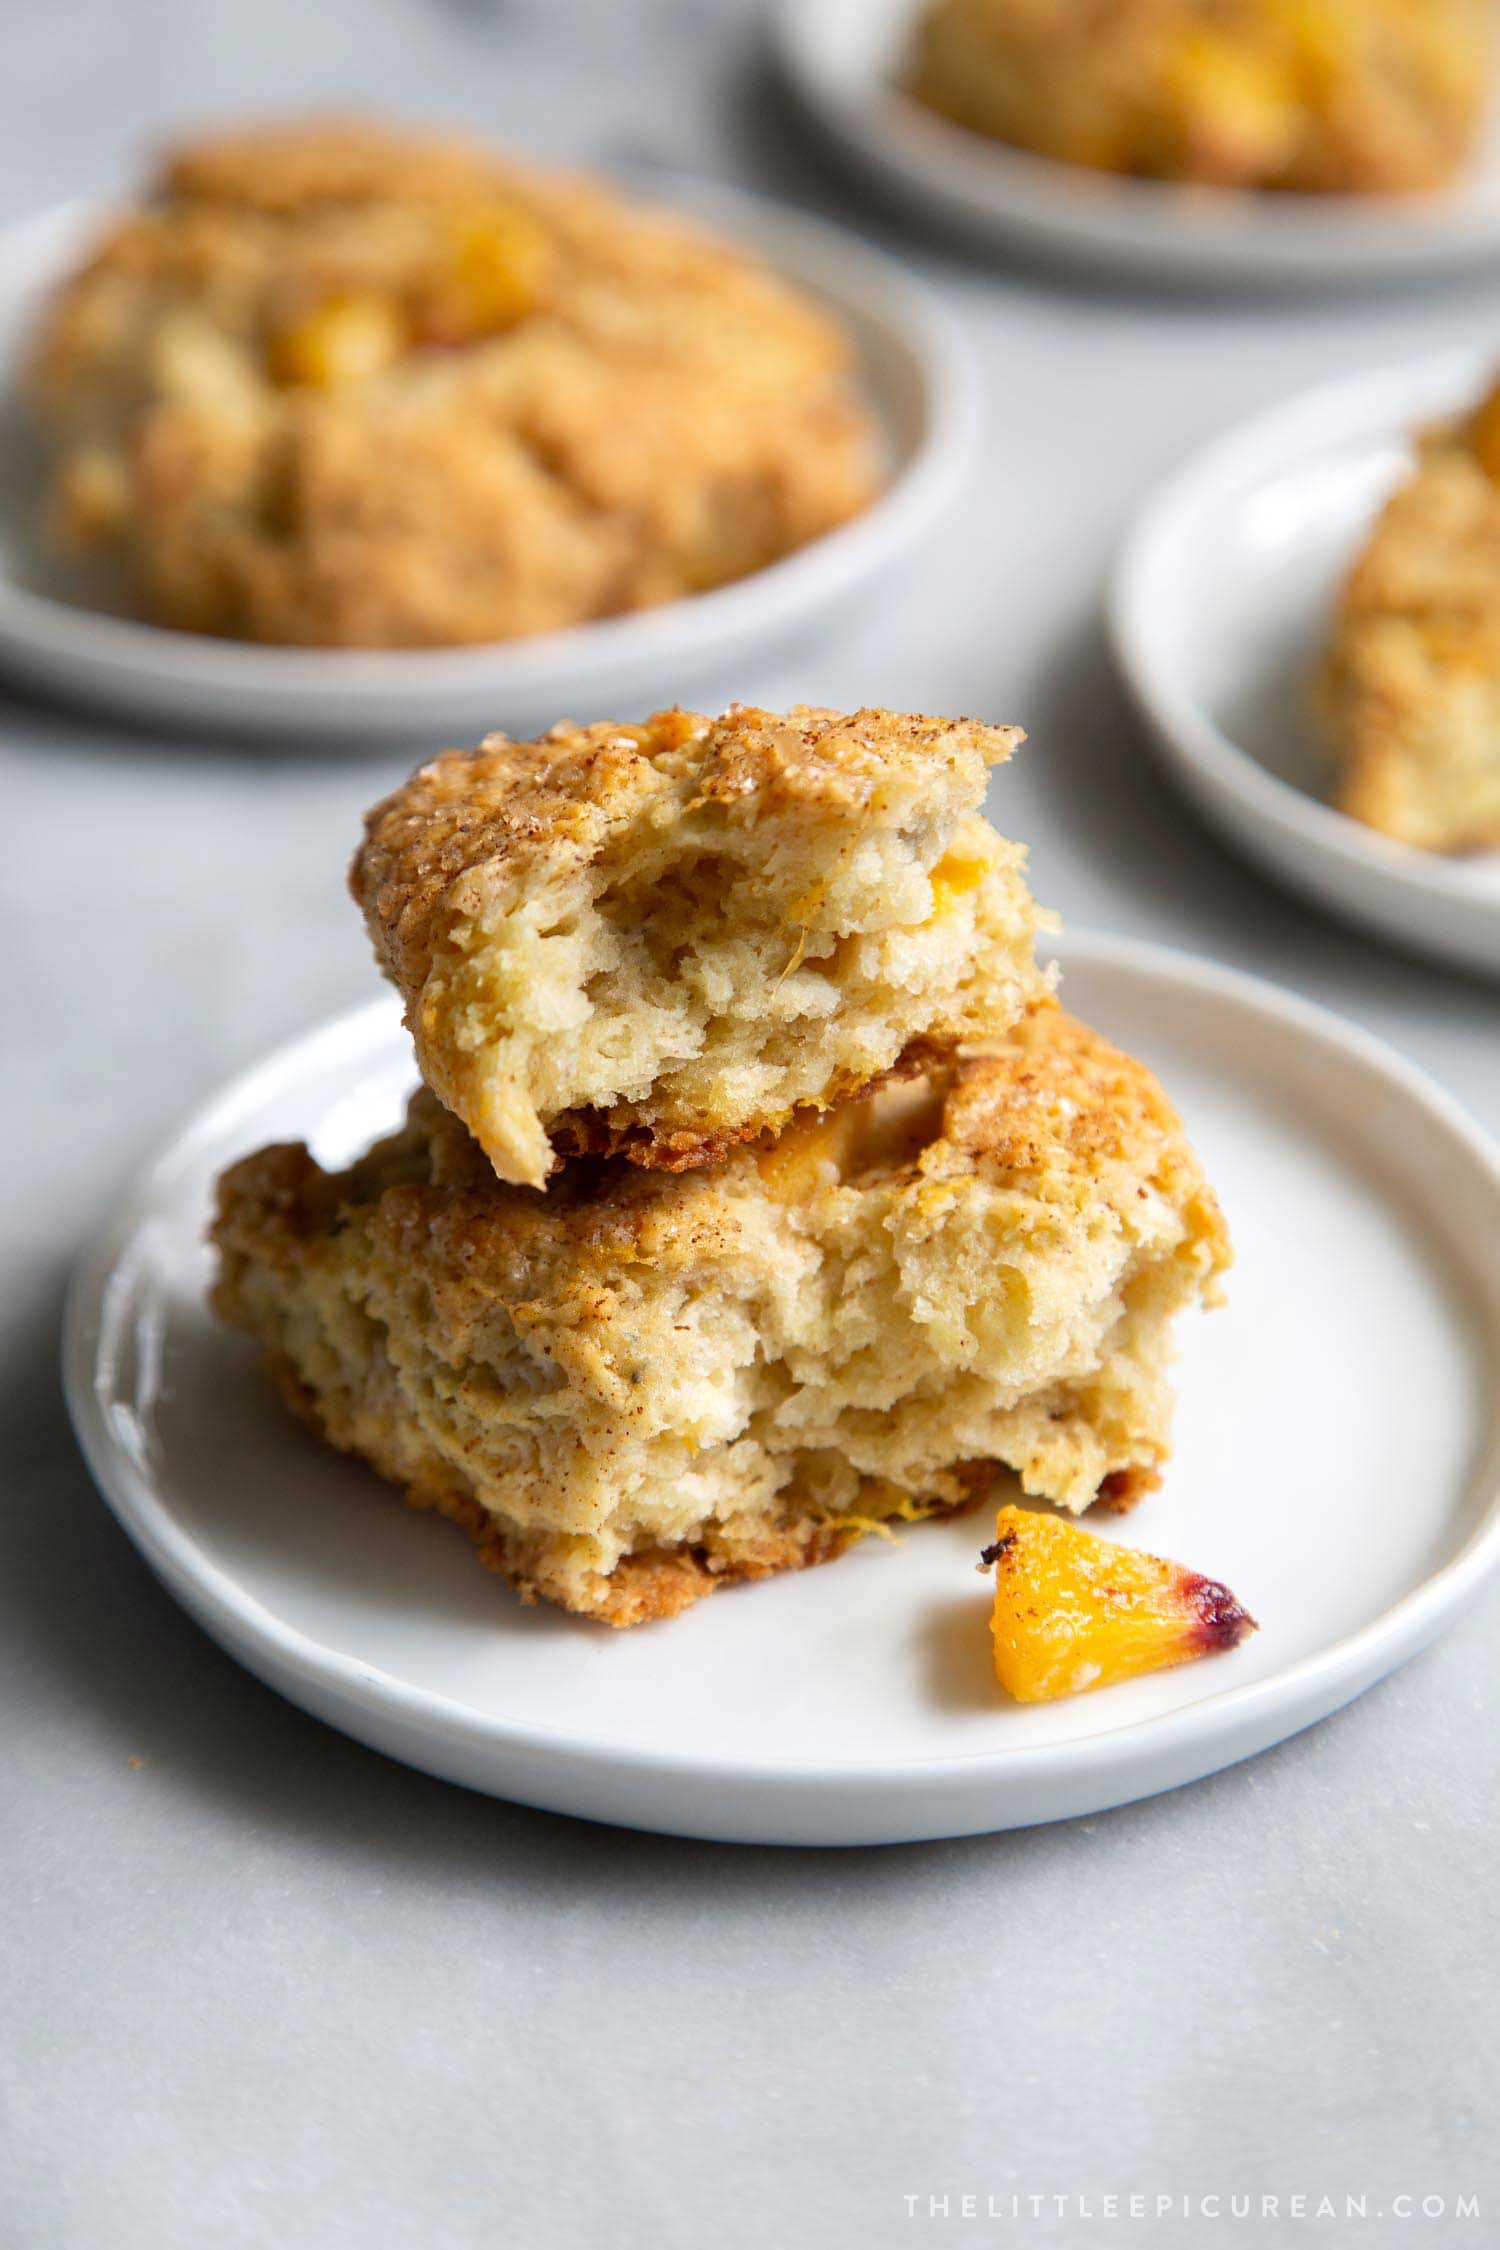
[906,0,1491,195]
[351,704,1051,1189]
[1320,378,1500,854]
[25,117,879,646]
[210,1005,1231,1629]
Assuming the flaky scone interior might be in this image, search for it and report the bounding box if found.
[210,1005,1230,1629]
[1319,377,1500,855]
[351,704,1050,1190]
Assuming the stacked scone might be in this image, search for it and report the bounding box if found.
[212,706,1230,1626]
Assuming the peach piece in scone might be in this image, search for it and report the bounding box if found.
[982,1504,1255,1704]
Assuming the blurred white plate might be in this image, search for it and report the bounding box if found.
[63,934,1500,1846]
[1111,349,1500,978]
[774,0,1500,290]
[0,187,974,742]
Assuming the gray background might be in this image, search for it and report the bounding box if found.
[1,1,1496,2243]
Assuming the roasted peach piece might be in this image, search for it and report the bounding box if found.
[268,291,406,388]
[983,1504,1255,1703]
[416,204,552,345]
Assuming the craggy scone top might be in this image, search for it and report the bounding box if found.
[353,704,1026,960]
[352,704,1045,1186]
[28,118,880,645]
[906,0,1491,196]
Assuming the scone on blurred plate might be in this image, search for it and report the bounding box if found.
[1320,375,1500,855]
[906,0,1491,196]
[351,704,1051,1189]
[25,117,880,646]
[211,1007,1230,1628]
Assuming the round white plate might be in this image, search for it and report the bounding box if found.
[0,189,974,742]
[1111,349,1500,978]
[63,934,1500,1846]
[774,0,1500,290]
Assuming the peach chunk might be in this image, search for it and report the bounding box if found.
[416,204,552,344]
[269,291,406,388]
[983,1504,1255,1703]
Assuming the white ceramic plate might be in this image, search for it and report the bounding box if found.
[1110,349,1500,978]
[63,935,1500,1846]
[774,0,1500,290]
[0,189,974,742]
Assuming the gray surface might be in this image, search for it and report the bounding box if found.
[2,2,1497,2244]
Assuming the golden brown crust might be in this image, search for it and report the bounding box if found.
[906,0,1491,195]
[933,1003,1228,1254]
[1094,1464,1163,1512]
[405,1483,982,1629]
[544,1108,772,1176]
[162,116,517,213]
[1321,393,1500,854]
[545,1040,947,1173]
[27,118,880,647]
[351,704,1024,996]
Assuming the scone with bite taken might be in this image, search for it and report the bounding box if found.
[906,0,1491,196]
[211,1006,1230,1628]
[25,117,880,645]
[351,704,1051,1189]
[1319,373,1500,855]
